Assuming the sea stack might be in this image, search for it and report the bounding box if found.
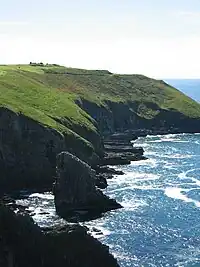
[54,152,122,221]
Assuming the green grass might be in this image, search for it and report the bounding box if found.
[0,64,200,149]
[0,65,99,154]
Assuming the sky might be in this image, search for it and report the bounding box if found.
[1,0,200,78]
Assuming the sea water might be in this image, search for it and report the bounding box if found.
[16,133,200,267]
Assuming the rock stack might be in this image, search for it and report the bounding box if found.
[54,152,122,222]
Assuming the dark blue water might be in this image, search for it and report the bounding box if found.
[16,133,200,267]
[165,79,200,103]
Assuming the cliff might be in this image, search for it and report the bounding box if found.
[0,64,200,190]
[0,108,99,191]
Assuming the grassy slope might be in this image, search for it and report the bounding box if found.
[38,66,200,119]
[0,65,99,152]
[0,64,200,143]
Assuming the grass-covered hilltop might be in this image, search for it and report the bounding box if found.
[0,63,200,189]
[1,64,200,133]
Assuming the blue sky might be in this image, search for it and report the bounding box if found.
[1,0,200,78]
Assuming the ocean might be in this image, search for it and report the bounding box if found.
[165,79,200,103]
[16,133,200,267]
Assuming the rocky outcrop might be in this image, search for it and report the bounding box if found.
[101,152,147,165]
[54,152,122,221]
[104,132,138,142]
[99,134,147,166]
[0,203,119,267]
[0,107,100,193]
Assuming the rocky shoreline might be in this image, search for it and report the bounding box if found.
[1,64,200,266]
[0,203,119,267]
[0,108,146,267]
[0,108,200,267]
[0,123,148,267]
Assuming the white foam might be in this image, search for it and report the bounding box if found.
[84,220,112,239]
[164,134,178,138]
[29,193,54,200]
[148,140,163,143]
[164,163,177,170]
[111,251,135,262]
[110,172,160,185]
[164,187,200,207]
[120,198,147,211]
[161,138,179,142]
[130,158,158,167]
[165,187,189,201]
[89,226,111,238]
[137,144,150,148]
[159,154,193,159]
[178,168,200,187]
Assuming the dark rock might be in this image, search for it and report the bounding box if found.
[0,108,64,192]
[0,203,119,267]
[95,174,108,189]
[104,132,138,142]
[100,131,146,166]
[91,227,102,233]
[95,166,124,175]
[54,152,122,222]
[101,152,147,166]
[78,98,200,135]
[104,140,135,146]
[101,156,131,165]
[0,107,101,193]
[104,144,144,153]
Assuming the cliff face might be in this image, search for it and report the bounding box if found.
[77,99,200,135]
[0,108,100,192]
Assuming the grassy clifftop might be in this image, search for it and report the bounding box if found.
[0,64,200,143]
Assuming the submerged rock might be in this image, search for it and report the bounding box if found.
[0,203,119,267]
[54,152,122,221]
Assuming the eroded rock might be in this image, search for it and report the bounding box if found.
[54,152,122,221]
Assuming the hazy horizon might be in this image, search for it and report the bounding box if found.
[1,0,200,79]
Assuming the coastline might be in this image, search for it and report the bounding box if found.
[0,66,200,266]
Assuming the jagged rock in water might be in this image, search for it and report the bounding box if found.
[0,203,119,267]
[54,152,122,221]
